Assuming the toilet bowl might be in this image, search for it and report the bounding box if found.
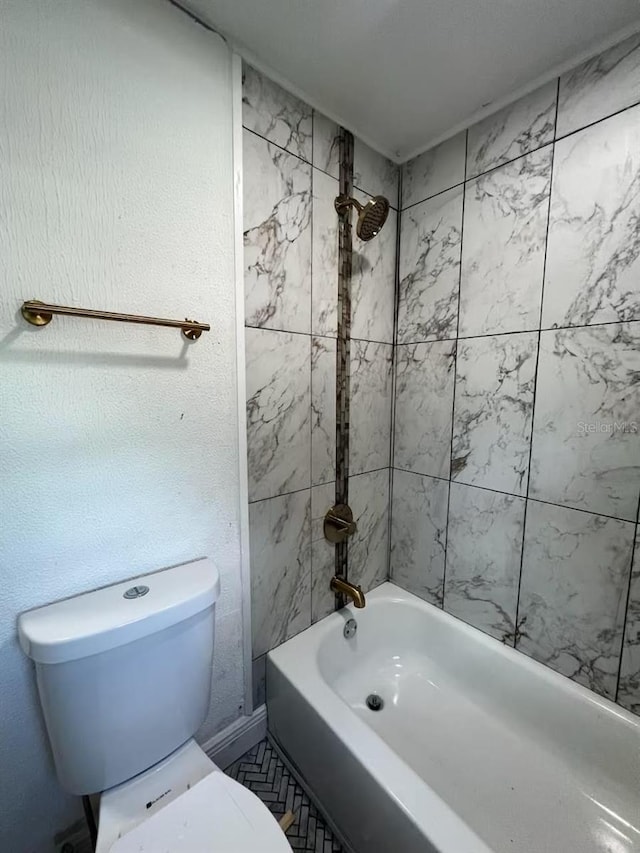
[18,558,290,852]
[96,740,290,853]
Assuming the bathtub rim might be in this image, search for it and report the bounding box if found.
[273,581,639,729]
[268,583,495,853]
[267,581,639,853]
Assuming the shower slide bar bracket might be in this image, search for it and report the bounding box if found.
[20,300,210,341]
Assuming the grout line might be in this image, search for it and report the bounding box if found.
[387,166,403,581]
[465,139,554,184]
[387,466,395,582]
[441,129,468,612]
[315,163,342,183]
[393,466,451,486]
[391,466,638,525]
[350,464,392,481]
[310,109,342,182]
[309,119,315,629]
[242,126,314,167]
[401,178,466,213]
[440,394,454,612]
[313,163,339,185]
[394,316,640,348]
[316,164,336,181]
[554,94,640,144]
[248,485,311,505]
[402,143,554,212]
[349,336,394,347]
[400,94,640,214]
[455,129,467,344]
[512,428,534,645]
[513,77,560,650]
[244,324,394,346]
[614,494,640,704]
[537,79,560,333]
[505,493,636,525]
[245,324,313,337]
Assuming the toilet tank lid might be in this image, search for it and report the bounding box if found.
[18,558,220,664]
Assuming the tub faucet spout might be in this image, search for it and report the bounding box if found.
[330,576,366,608]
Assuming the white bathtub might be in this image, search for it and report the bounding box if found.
[267,583,640,853]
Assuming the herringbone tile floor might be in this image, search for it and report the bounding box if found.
[224,739,343,852]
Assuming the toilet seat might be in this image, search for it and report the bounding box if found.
[108,771,291,852]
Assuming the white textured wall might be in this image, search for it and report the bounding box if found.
[0,1,244,850]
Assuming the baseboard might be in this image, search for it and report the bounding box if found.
[202,704,267,770]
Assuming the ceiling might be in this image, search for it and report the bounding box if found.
[183,0,640,162]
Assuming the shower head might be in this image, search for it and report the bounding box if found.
[334,194,390,241]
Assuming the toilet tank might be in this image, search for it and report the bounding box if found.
[18,558,220,795]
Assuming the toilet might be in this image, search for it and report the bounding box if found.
[18,558,291,852]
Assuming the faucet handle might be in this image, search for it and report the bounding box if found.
[324,504,357,543]
[329,514,357,535]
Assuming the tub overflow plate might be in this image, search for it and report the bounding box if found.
[343,618,357,639]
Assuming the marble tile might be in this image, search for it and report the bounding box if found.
[466,82,557,179]
[353,137,399,204]
[618,531,640,714]
[349,468,390,593]
[542,105,640,329]
[398,185,463,344]
[529,324,640,521]
[313,112,340,179]
[311,336,336,486]
[311,481,336,624]
[444,483,525,643]
[250,490,311,658]
[557,33,640,138]
[352,191,396,343]
[401,131,466,209]
[390,470,448,606]
[252,654,266,709]
[459,147,552,336]
[452,332,537,495]
[394,340,456,479]
[242,64,312,161]
[244,131,312,333]
[351,340,393,476]
[311,169,339,337]
[246,328,311,502]
[517,501,634,699]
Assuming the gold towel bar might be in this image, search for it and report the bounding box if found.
[21,300,210,341]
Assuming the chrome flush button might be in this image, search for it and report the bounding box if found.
[123,585,149,599]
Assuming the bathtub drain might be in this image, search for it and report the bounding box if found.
[366,694,384,712]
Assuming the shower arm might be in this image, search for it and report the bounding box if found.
[334,196,364,216]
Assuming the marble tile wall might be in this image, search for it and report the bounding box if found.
[392,33,640,716]
[243,64,398,696]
